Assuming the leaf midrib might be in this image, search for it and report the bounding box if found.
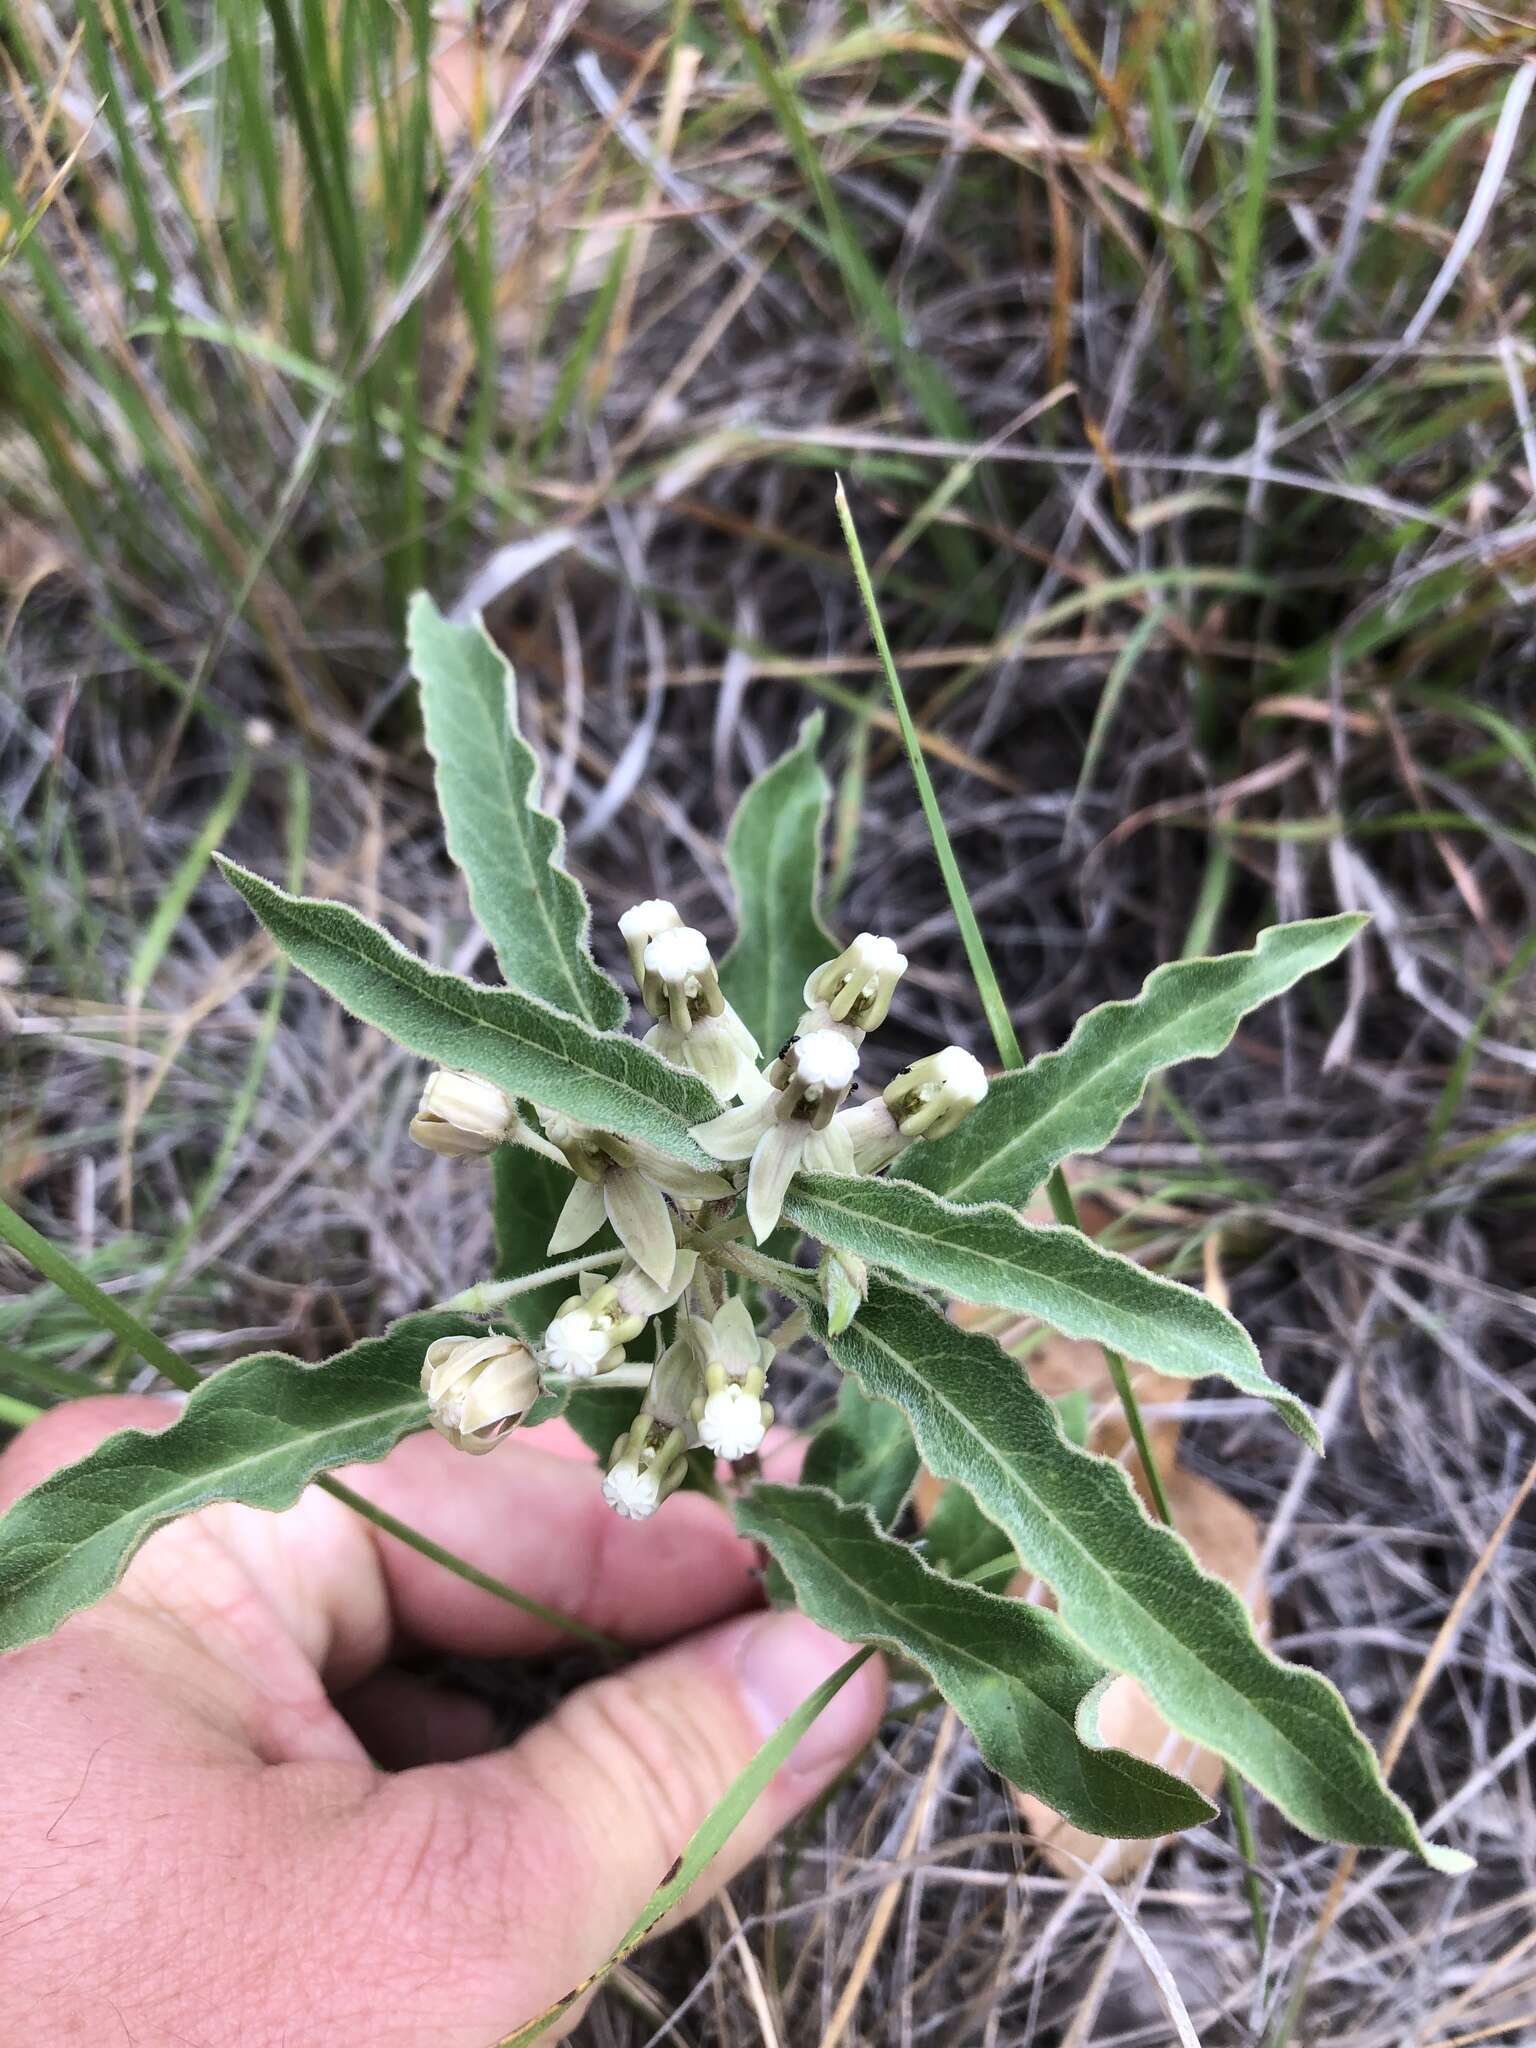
[852,1312,1396,1841]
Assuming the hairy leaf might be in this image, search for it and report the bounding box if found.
[785,1172,1316,1445]
[739,1484,1213,1838]
[922,1481,1016,1585]
[0,1311,481,1655]
[904,915,1368,1206]
[410,596,628,1029]
[800,1377,918,1529]
[720,713,837,1054]
[817,1278,1469,1871]
[217,859,719,1166]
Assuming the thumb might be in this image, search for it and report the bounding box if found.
[380,1609,885,2033]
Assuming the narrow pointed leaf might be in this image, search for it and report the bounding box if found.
[216,858,719,1167]
[0,1310,483,1655]
[904,915,1369,1206]
[816,1277,1470,1871]
[922,1481,1016,1585]
[739,1482,1213,1839]
[800,1378,918,1528]
[720,712,837,1054]
[785,1171,1317,1445]
[409,595,628,1029]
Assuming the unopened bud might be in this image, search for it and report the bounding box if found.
[641,925,723,1032]
[805,934,907,1032]
[409,1069,517,1158]
[819,1246,867,1336]
[767,1028,860,1130]
[421,1333,540,1454]
[619,899,683,985]
[883,1046,989,1140]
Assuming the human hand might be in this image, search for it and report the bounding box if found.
[0,1398,886,2046]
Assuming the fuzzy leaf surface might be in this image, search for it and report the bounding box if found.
[739,1484,1212,1838]
[410,595,628,1029]
[816,1278,1469,1870]
[785,1172,1316,1444]
[217,859,719,1166]
[800,1378,918,1529]
[720,713,837,1054]
[0,1311,482,1655]
[904,915,1367,1206]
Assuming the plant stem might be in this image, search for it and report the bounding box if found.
[836,488,1270,1954]
[0,1198,615,1654]
[443,1249,624,1313]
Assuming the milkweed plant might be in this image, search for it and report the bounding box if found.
[0,585,1469,1884]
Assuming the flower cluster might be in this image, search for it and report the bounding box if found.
[413,904,989,1518]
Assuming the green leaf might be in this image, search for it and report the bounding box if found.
[409,595,628,1030]
[720,713,838,1054]
[216,858,720,1167]
[922,1481,1016,1584]
[800,1378,918,1529]
[560,1381,644,1461]
[738,1483,1213,1839]
[817,1277,1470,1872]
[903,915,1368,1206]
[0,1310,480,1655]
[784,1172,1318,1446]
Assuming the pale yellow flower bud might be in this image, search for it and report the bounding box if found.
[409,1069,517,1158]
[420,1333,540,1454]
[619,898,683,985]
[883,1046,989,1140]
[805,933,908,1031]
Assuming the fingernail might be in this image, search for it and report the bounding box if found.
[734,1609,881,1777]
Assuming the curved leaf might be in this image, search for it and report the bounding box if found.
[720,713,837,1054]
[904,915,1368,1206]
[817,1277,1469,1871]
[784,1171,1317,1445]
[409,595,628,1029]
[216,858,719,1166]
[739,1482,1214,1839]
[0,1310,483,1656]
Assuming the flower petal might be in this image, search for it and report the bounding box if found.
[690,1100,774,1161]
[546,1175,607,1256]
[746,1122,807,1243]
[604,1169,677,1289]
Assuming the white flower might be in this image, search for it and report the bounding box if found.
[420,1333,540,1454]
[542,1308,620,1378]
[542,1114,729,1288]
[603,1458,664,1520]
[602,1415,690,1520]
[641,926,721,1029]
[619,899,683,984]
[691,1030,860,1241]
[697,1382,769,1460]
[805,933,908,1032]
[884,1046,989,1140]
[833,1098,907,1174]
[409,1069,517,1158]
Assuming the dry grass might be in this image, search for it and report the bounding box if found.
[4,3,1536,2040]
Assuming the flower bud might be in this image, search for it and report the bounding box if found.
[819,1246,867,1336]
[883,1046,989,1140]
[767,1028,860,1130]
[420,1333,540,1454]
[805,933,907,1032]
[619,898,683,985]
[409,1069,517,1158]
[602,1415,690,1520]
[640,925,724,1032]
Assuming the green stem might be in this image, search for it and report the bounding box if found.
[443,1249,625,1314]
[836,486,1269,1954]
[0,1198,615,1656]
